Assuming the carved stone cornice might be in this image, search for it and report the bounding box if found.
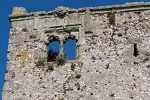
[9,2,150,21]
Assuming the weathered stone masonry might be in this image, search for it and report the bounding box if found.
[3,2,150,100]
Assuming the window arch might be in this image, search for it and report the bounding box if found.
[47,34,78,61]
[64,36,77,60]
[47,36,60,61]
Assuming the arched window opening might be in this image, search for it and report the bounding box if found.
[64,38,76,60]
[47,41,60,61]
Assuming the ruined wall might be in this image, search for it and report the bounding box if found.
[2,2,150,100]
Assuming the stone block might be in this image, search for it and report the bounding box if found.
[11,7,28,16]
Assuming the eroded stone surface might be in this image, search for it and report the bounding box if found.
[11,7,28,16]
[3,2,150,100]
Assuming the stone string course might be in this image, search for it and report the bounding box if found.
[2,2,150,100]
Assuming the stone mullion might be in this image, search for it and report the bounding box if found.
[59,38,64,56]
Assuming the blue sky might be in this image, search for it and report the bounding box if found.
[0,0,149,99]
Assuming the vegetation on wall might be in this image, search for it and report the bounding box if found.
[107,11,116,25]
[48,49,66,66]
[47,49,59,61]
[21,28,28,32]
[36,49,66,70]
[55,54,66,67]
[35,57,45,67]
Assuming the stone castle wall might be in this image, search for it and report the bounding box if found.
[2,2,150,100]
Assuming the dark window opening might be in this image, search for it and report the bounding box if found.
[64,39,76,60]
[133,44,138,57]
[47,41,59,61]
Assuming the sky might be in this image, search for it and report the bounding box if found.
[0,0,149,99]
